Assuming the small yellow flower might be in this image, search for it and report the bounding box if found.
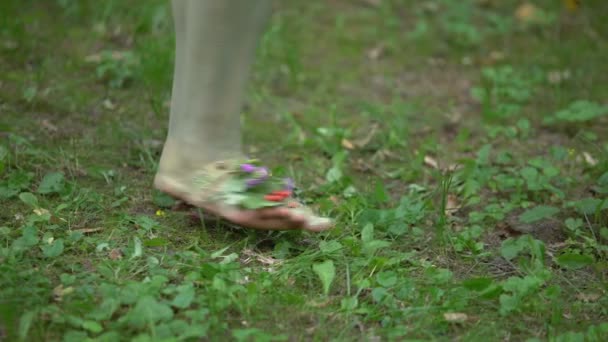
[155,209,166,217]
[568,148,576,157]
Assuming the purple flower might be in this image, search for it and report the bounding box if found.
[241,163,257,173]
[245,167,270,188]
[283,178,295,191]
[255,167,269,178]
[246,178,265,187]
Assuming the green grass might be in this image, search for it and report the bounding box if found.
[1,0,608,340]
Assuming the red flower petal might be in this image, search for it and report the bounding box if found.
[264,195,284,202]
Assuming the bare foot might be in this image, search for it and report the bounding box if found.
[154,173,333,232]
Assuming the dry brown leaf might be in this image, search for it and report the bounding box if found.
[353,123,379,148]
[33,208,50,216]
[108,248,123,260]
[445,194,460,216]
[424,155,439,169]
[575,293,601,302]
[103,99,116,110]
[341,138,355,150]
[74,227,104,234]
[242,249,280,266]
[53,284,74,302]
[367,45,384,60]
[547,70,570,84]
[515,3,537,22]
[582,152,598,166]
[256,255,279,266]
[443,312,468,323]
[41,119,58,132]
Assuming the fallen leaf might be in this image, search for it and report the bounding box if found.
[515,3,537,22]
[367,45,384,60]
[575,293,601,302]
[424,155,439,169]
[341,139,355,150]
[445,194,460,216]
[53,284,74,302]
[547,70,570,84]
[443,312,468,323]
[108,248,123,260]
[33,208,50,216]
[353,123,379,148]
[103,99,115,110]
[242,249,280,266]
[40,119,58,132]
[74,227,104,234]
[582,152,598,166]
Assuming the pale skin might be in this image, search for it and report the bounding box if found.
[154,0,332,232]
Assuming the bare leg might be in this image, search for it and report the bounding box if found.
[155,0,332,232]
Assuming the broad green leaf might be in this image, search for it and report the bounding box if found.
[82,320,103,333]
[553,100,607,123]
[171,285,195,309]
[13,225,39,250]
[462,277,493,291]
[19,192,39,208]
[374,181,389,203]
[38,172,65,194]
[476,144,492,165]
[500,237,527,260]
[340,297,358,310]
[362,240,391,255]
[376,271,398,287]
[239,195,280,209]
[19,310,36,340]
[570,198,608,215]
[132,215,160,231]
[312,260,336,296]
[88,298,120,321]
[63,330,89,342]
[127,296,174,327]
[499,294,519,316]
[152,190,176,208]
[144,237,168,247]
[219,177,247,193]
[556,253,594,269]
[425,267,453,284]
[178,324,208,340]
[361,223,374,243]
[319,240,343,254]
[325,166,343,183]
[95,331,121,342]
[371,287,390,303]
[210,246,231,259]
[41,239,64,258]
[519,205,559,223]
